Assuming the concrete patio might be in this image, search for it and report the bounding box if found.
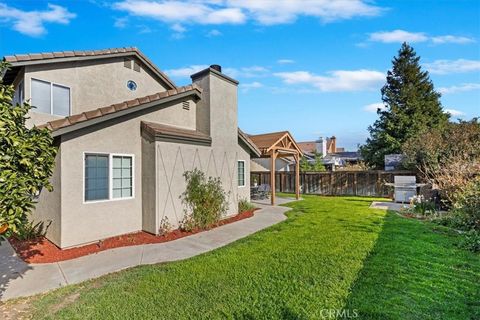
[370,201,408,211]
[0,202,292,301]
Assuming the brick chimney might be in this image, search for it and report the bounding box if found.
[330,136,336,153]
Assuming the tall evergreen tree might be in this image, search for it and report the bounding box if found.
[360,43,449,168]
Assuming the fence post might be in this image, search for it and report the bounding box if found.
[354,172,358,196]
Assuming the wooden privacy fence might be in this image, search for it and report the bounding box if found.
[251,171,419,197]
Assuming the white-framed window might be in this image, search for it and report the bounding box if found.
[238,160,246,187]
[84,153,134,203]
[31,78,71,116]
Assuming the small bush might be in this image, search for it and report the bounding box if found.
[14,220,51,241]
[411,195,436,216]
[238,198,255,213]
[158,216,172,236]
[180,169,229,231]
[458,230,480,253]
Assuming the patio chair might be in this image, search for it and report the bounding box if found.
[259,184,271,200]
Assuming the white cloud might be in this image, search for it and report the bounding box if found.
[113,0,383,32]
[226,0,383,25]
[0,3,76,37]
[368,29,475,44]
[438,83,480,94]
[431,35,475,44]
[241,81,263,92]
[165,64,269,79]
[444,109,465,116]
[114,0,246,25]
[364,102,386,113]
[171,23,186,33]
[114,16,128,28]
[277,59,295,64]
[424,59,480,75]
[206,29,222,37]
[274,69,385,92]
[369,30,428,43]
[165,65,209,78]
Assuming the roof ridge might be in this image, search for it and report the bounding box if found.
[2,46,177,89]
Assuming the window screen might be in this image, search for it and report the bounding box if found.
[85,154,109,201]
[112,156,132,198]
[52,84,70,116]
[31,79,51,114]
[238,161,245,187]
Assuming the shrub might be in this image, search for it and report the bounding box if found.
[14,220,51,241]
[158,216,172,236]
[180,169,229,230]
[410,195,436,216]
[458,230,480,253]
[0,62,57,240]
[402,119,480,207]
[238,198,255,213]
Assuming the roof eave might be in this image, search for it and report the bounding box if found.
[48,89,201,137]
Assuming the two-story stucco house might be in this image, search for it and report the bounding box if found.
[2,47,260,249]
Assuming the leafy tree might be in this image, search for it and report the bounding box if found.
[299,156,311,172]
[360,43,449,168]
[299,151,326,172]
[402,118,480,206]
[0,63,57,240]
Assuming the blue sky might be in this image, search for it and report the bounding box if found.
[1,0,479,150]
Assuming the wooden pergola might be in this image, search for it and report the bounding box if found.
[249,131,303,205]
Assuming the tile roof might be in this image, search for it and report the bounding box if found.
[238,128,261,157]
[248,131,289,150]
[297,141,316,153]
[3,47,176,89]
[38,85,201,133]
[141,121,211,144]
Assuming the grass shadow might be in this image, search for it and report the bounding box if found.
[344,211,480,320]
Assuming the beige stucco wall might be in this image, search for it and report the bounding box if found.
[32,144,62,246]
[30,67,253,248]
[148,69,251,233]
[250,158,291,172]
[22,57,169,127]
[36,98,196,248]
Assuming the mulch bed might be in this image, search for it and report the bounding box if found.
[9,209,256,264]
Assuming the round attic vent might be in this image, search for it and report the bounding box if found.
[127,80,137,91]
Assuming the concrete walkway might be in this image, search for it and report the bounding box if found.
[370,201,408,211]
[0,202,291,301]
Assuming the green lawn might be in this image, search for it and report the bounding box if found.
[17,196,480,319]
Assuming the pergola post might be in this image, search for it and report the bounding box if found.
[295,153,300,200]
[270,150,276,205]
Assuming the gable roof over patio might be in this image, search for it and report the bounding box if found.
[249,131,303,205]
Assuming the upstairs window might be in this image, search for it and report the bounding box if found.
[31,78,70,116]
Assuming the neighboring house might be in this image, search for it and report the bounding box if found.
[251,157,292,172]
[384,154,405,171]
[298,136,361,170]
[297,136,339,155]
[2,47,260,248]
